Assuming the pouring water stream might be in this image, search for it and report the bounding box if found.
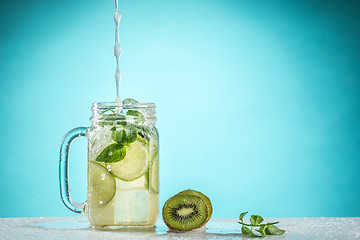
[114,0,123,112]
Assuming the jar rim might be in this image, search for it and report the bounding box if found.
[91,101,157,125]
[92,101,155,109]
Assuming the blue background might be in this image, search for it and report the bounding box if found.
[0,0,359,218]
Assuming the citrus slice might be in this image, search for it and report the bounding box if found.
[150,157,159,193]
[88,162,116,207]
[107,138,150,181]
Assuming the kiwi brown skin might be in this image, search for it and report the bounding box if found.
[162,194,208,231]
[176,189,213,226]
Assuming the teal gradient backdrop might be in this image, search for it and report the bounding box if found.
[0,0,359,218]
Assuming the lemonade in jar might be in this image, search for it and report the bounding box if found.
[59,99,159,227]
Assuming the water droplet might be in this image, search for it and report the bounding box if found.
[106,165,112,171]
[114,43,122,58]
[113,10,121,23]
[101,173,106,181]
[115,70,121,80]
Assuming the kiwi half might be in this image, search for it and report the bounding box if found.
[162,194,208,231]
[176,189,212,225]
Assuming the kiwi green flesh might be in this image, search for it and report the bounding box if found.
[177,189,212,225]
[162,194,208,231]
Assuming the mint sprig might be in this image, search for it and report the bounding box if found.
[95,110,152,163]
[239,212,285,238]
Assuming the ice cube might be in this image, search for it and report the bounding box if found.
[123,98,138,106]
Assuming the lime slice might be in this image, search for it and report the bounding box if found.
[137,134,149,146]
[88,162,116,207]
[150,156,159,193]
[107,138,150,181]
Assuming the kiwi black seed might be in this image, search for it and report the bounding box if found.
[162,194,208,231]
[176,189,212,225]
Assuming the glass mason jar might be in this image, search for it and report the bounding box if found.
[59,100,159,227]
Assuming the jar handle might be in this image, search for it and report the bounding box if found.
[59,127,87,214]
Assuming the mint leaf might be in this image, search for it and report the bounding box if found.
[265,224,285,235]
[249,231,261,237]
[250,215,263,226]
[239,212,248,222]
[99,114,126,126]
[241,225,261,237]
[239,211,285,238]
[127,110,145,122]
[126,127,138,143]
[241,225,251,234]
[111,125,138,144]
[95,143,126,163]
[112,129,127,144]
[134,125,151,141]
[256,225,267,237]
[108,147,126,163]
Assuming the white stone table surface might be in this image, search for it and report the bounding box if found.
[0,217,359,239]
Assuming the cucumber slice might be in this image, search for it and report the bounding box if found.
[88,162,116,207]
[107,138,150,181]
